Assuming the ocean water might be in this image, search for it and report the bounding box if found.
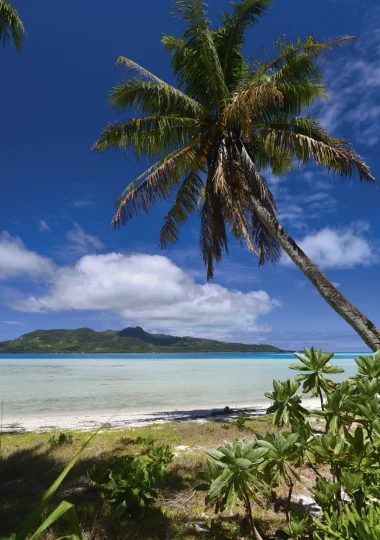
[0,352,365,417]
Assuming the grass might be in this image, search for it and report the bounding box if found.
[0,417,290,539]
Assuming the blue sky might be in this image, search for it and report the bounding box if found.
[1,0,380,351]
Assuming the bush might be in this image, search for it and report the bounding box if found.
[198,348,380,539]
[89,443,173,517]
[48,432,73,446]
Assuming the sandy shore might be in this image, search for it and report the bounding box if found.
[1,398,321,433]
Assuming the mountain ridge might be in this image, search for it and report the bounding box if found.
[0,326,284,354]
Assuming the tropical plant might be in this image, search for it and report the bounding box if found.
[94,0,380,351]
[314,381,354,434]
[313,501,380,540]
[197,346,380,538]
[285,510,314,539]
[265,379,309,427]
[49,432,73,446]
[256,432,301,520]
[354,350,380,381]
[89,443,173,517]
[196,438,270,539]
[290,347,344,410]
[0,0,24,51]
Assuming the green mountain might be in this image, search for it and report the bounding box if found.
[0,326,284,354]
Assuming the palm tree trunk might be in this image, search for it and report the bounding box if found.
[248,191,380,352]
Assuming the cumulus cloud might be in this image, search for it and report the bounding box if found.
[0,232,54,280]
[13,253,280,339]
[282,223,378,269]
[66,222,104,253]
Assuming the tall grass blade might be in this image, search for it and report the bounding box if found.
[29,501,83,540]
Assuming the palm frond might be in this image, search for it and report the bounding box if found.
[224,82,284,136]
[214,0,271,88]
[115,56,164,84]
[109,77,206,119]
[249,36,354,114]
[160,171,204,247]
[239,143,282,264]
[0,0,24,50]
[200,170,229,280]
[258,116,375,182]
[164,0,228,107]
[93,115,201,159]
[254,35,355,76]
[112,144,200,227]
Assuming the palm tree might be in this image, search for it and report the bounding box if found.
[94,0,380,352]
[0,0,24,51]
[289,347,344,410]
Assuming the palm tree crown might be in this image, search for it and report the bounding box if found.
[0,0,24,51]
[95,0,380,351]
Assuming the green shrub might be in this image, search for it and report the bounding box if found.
[89,443,173,517]
[199,347,380,539]
[48,432,73,446]
[196,438,270,538]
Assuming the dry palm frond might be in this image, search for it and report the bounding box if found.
[224,83,284,136]
[200,170,229,280]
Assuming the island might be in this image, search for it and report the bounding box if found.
[0,326,284,354]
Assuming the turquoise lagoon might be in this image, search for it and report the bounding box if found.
[0,352,365,417]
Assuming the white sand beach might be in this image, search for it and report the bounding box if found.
[1,398,321,433]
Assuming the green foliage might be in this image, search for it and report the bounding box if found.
[290,347,344,410]
[89,444,173,517]
[235,416,247,429]
[265,379,309,427]
[0,1,24,51]
[197,438,270,537]
[197,347,380,539]
[285,510,314,539]
[49,432,73,446]
[314,381,354,434]
[354,350,380,380]
[95,0,374,283]
[313,502,380,539]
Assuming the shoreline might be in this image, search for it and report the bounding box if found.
[1,398,321,433]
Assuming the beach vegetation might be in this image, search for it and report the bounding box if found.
[94,0,380,351]
[89,443,173,517]
[289,347,344,410]
[196,439,270,539]
[48,432,73,446]
[199,348,380,539]
[265,379,309,427]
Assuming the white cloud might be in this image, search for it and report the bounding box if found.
[38,219,51,232]
[13,253,280,339]
[282,223,378,269]
[66,223,104,253]
[1,320,23,325]
[318,14,380,145]
[0,232,54,280]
